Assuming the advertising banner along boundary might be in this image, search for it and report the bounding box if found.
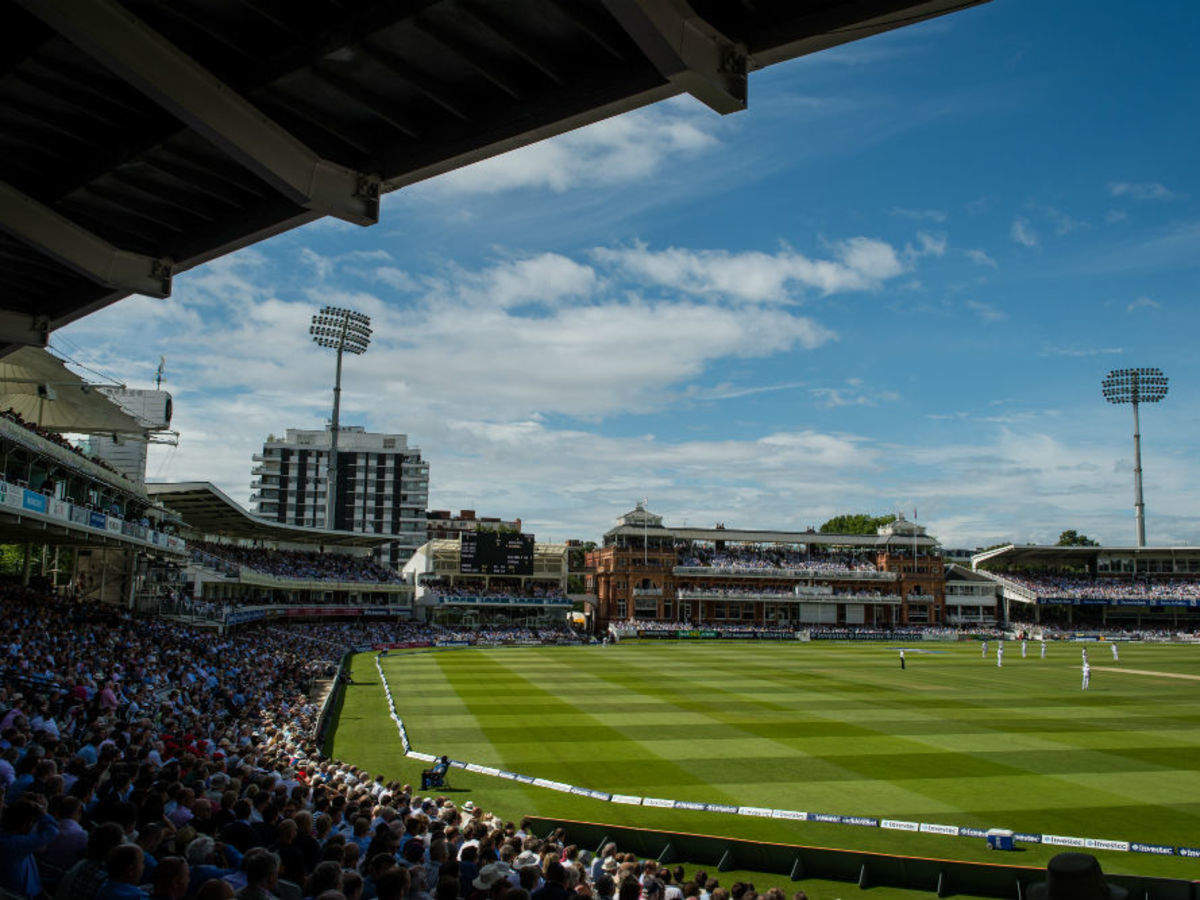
[372,657,1200,859]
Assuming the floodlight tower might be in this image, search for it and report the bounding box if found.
[310,306,372,530]
[1102,367,1169,547]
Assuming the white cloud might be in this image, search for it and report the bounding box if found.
[1108,181,1175,201]
[1040,345,1123,358]
[964,299,1007,323]
[1010,217,1038,247]
[889,207,947,222]
[593,238,906,304]
[909,232,947,258]
[1126,296,1161,312]
[964,248,997,268]
[1042,205,1084,236]
[810,380,901,408]
[422,102,718,195]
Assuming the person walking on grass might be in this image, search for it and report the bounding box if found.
[899,649,906,670]
[1021,640,1027,658]
[1041,640,1046,660]
[982,640,987,658]
[1082,660,1091,691]
[997,643,1004,668]
[1111,643,1120,663]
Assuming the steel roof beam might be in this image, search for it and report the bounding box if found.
[0,312,50,349]
[17,0,381,226]
[599,0,747,114]
[0,181,173,301]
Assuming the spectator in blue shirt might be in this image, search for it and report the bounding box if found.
[96,844,148,899]
[0,796,60,897]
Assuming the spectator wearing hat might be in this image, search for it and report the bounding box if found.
[1028,853,1128,900]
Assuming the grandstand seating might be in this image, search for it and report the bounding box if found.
[0,588,704,900]
[676,543,880,576]
[191,541,404,584]
[1002,573,1200,602]
[0,408,129,482]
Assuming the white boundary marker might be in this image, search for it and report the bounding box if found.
[371,655,1197,858]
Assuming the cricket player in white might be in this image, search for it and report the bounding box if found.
[1082,660,1091,691]
[1111,643,1120,662]
[1040,640,1046,659]
[1021,640,1027,658]
[982,640,988,658]
[997,644,1004,667]
[1082,647,1089,666]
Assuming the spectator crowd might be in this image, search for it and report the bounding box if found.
[1,408,130,483]
[675,545,879,576]
[0,586,811,900]
[191,542,404,585]
[1002,572,1200,602]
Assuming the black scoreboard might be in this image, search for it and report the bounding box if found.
[460,532,534,575]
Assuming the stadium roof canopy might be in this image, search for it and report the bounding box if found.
[1,0,987,352]
[972,543,1200,568]
[0,347,146,435]
[147,481,391,547]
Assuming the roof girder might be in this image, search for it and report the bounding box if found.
[17,0,381,226]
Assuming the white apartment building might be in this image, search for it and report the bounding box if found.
[251,426,428,569]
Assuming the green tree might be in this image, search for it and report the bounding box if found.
[1056,529,1100,547]
[819,513,897,535]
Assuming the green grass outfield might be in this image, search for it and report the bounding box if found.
[329,640,1200,882]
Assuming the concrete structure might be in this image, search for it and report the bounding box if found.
[82,388,174,486]
[251,426,428,570]
[587,504,946,630]
[427,509,522,542]
[943,564,1000,627]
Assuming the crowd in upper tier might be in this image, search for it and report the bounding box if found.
[675,545,879,575]
[1000,572,1200,601]
[0,408,129,482]
[191,542,405,584]
[672,586,885,601]
[424,584,568,604]
[0,588,816,900]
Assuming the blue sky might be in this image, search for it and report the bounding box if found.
[61,0,1200,547]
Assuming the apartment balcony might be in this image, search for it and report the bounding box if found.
[632,586,663,597]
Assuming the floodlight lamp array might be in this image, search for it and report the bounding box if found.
[309,306,372,354]
[1101,367,1169,404]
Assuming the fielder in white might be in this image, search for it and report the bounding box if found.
[1040,640,1046,659]
[982,640,988,658]
[1021,640,1027,658]
[1082,661,1091,691]
[997,645,1004,667]
[1111,643,1120,662]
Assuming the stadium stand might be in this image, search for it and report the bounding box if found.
[190,541,404,585]
[588,506,950,630]
[0,588,667,900]
[974,544,1200,630]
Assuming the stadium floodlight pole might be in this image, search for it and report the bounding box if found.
[1102,367,1169,547]
[310,306,372,530]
